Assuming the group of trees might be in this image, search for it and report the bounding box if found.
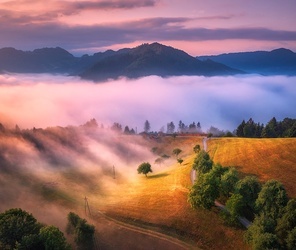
[245,181,296,249]
[0,208,70,249]
[138,147,187,177]
[178,120,202,134]
[236,117,296,138]
[188,150,296,249]
[0,208,95,250]
[143,120,203,134]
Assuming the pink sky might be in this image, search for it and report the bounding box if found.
[0,0,295,55]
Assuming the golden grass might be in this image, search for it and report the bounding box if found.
[208,137,296,197]
[102,136,249,250]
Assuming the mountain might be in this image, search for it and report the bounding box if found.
[80,43,243,81]
[197,48,296,75]
[1,43,294,80]
[0,47,76,73]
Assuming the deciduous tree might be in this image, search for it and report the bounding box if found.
[255,180,288,220]
[235,176,261,211]
[137,162,152,177]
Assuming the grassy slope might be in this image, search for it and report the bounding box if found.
[207,138,296,197]
[103,136,248,250]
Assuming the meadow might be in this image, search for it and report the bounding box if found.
[1,127,296,249]
[207,138,296,197]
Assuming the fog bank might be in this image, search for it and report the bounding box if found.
[0,74,295,131]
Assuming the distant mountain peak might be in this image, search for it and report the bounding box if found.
[270,48,294,54]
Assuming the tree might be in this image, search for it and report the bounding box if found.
[235,176,261,211]
[252,233,280,250]
[166,122,175,134]
[124,126,130,134]
[192,150,213,174]
[236,120,246,137]
[177,158,183,165]
[193,144,201,153]
[188,170,220,209]
[188,122,197,133]
[224,193,244,226]
[67,212,95,250]
[83,118,98,128]
[220,168,239,197]
[137,162,152,177]
[255,180,288,220]
[144,120,150,133]
[245,214,279,249]
[196,122,202,133]
[154,157,163,166]
[172,148,182,158]
[286,227,296,250]
[39,226,70,250]
[0,208,41,249]
[276,199,296,247]
[111,122,122,133]
[178,120,185,133]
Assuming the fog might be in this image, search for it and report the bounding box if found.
[0,74,295,132]
[0,123,158,230]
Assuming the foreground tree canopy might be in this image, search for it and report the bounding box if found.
[0,208,70,250]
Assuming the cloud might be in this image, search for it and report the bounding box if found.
[0,74,295,132]
[0,13,295,53]
[0,0,157,21]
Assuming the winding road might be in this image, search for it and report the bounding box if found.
[191,137,251,228]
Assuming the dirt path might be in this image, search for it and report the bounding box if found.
[92,210,196,250]
[191,137,251,228]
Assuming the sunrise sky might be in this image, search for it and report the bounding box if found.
[0,0,295,56]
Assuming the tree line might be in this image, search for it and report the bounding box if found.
[236,117,296,138]
[188,150,296,249]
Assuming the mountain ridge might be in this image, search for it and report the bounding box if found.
[197,48,296,76]
[0,43,295,80]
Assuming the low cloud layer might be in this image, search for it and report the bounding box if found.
[0,74,295,132]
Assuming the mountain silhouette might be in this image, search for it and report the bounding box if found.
[1,43,294,80]
[80,43,242,81]
[197,48,296,76]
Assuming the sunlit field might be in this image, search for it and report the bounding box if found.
[97,136,248,250]
[207,138,296,197]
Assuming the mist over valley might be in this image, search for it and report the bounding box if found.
[0,74,295,133]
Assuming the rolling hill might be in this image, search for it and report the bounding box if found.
[207,137,296,197]
[1,119,296,249]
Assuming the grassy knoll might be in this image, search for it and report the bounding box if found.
[207,137,296,197]
[103,145,248,249]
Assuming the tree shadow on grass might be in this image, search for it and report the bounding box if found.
[147,173,169,179]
